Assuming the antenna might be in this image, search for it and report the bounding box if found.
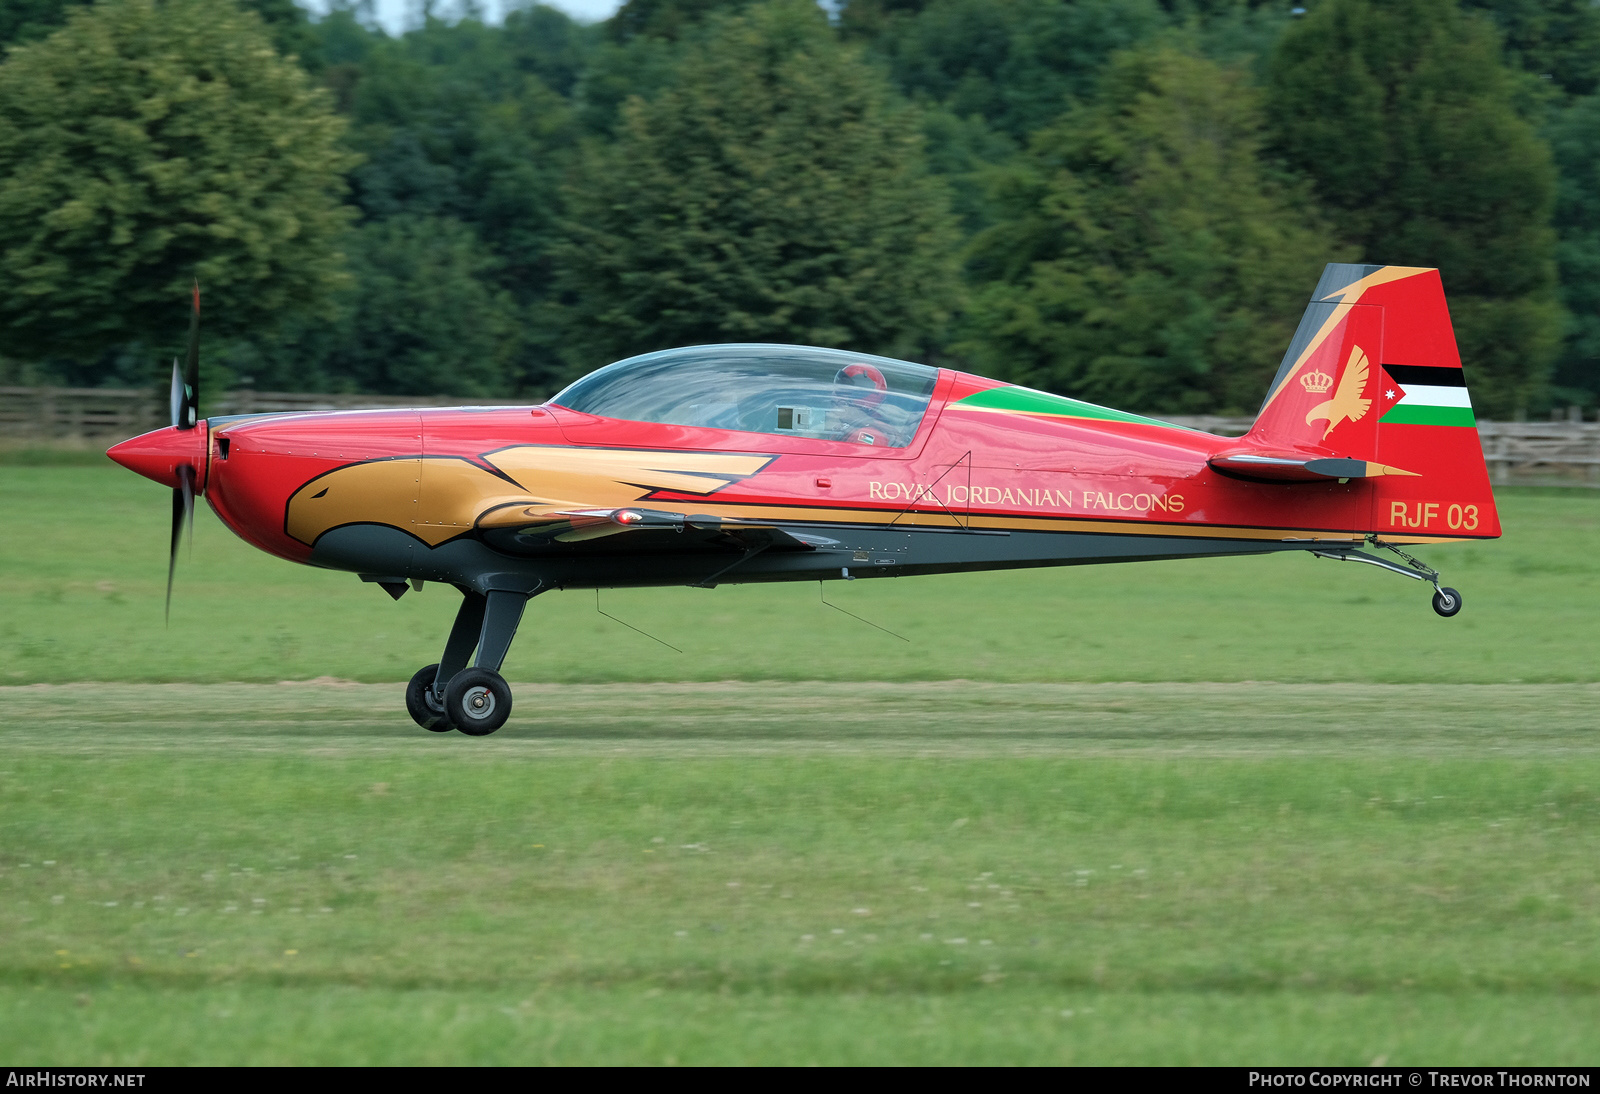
[595,589,682,653]
[818,581,910,642]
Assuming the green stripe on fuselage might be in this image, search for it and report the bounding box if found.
[954,386,1194,429]
[1380,404,1477,427]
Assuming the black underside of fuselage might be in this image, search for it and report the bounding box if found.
[308,520,1321,597]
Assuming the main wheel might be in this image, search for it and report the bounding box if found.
[443,667,512,736]
[405,664,454,732]
[1432,586,1463,617]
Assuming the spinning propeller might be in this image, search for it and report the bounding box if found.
[106,281,209,622]
[171,281,201,430]
[167,281,202,619]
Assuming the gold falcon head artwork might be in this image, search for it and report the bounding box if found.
[285,445,774,548]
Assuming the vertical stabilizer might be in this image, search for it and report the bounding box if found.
[1243,263,1500,540]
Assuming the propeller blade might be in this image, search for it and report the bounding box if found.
[178,280,200,429]
[169,358,184,429]
[164,282,202,618]
[166,487,182,623]
[166,464,195,623]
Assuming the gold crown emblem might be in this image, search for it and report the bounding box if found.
[1300,369,1333,394]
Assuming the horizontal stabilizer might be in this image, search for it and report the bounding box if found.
[1208,450,1419,483]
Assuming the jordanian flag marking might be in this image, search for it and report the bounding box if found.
[1379,364,1475,427]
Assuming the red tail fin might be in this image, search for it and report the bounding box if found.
[1243,263,1499,540]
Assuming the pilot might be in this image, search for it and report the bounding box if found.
[830,363,892,445]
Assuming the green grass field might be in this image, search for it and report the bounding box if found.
[1,461,1597,1063]
[2,460,1597,685]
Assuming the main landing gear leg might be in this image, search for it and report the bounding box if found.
[404,588,537,736]
[444,591,528,736]
[438,591,489,690]
[1310,542,1462,618]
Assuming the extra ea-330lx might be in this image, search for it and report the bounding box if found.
[109,262,1499,735]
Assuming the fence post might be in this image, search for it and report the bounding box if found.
[40,388,57,443]
[66,388,83,444]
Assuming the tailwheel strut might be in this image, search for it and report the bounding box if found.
[1311,541,1461,618]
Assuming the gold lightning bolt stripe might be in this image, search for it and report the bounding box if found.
[1260,266,1430,414]
[646,500,1370,541]
[485,446,772,501]
[654,501,1477,545]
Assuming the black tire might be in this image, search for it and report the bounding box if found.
[405,664,454,732]
[443,667,512,736]
[1432,586,1463,617]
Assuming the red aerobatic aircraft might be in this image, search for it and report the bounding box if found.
[110,263,1498,735]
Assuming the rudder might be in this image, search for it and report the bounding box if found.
[1245,263,1500,542]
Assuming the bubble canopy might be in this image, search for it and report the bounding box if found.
[551,344,941,448]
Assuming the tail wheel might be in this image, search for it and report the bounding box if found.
[1432,587,1463,617]
[443,667,513,736]
[404,664,454,732]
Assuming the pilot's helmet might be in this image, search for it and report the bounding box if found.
[833,363,888,400]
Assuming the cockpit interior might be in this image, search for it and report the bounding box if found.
[552,345,940,448]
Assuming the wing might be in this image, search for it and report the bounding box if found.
[475,505,836,559]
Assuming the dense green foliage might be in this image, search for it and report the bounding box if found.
[238,8,584,393]
[2,0,1597,413]
[1548,90,1600,407]
[1462,0,1600,95]
[236,215,523,395]
[0,0,317,66]
[0,0,91,47]
[556,2,960,368]
[0,0,356,363]
[1268,0,1562,416]
[849,0,1167,141]
[962,48,1348,414]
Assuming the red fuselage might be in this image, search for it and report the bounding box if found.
[108,360,1496,596]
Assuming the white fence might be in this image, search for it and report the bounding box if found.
[0,385,165,444]
[2,387,1596,485]
[0,387,497,447]
[207,390,483,416]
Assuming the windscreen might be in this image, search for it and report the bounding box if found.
[552,345,940,448]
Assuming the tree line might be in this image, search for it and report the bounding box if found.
[1,0,1596,419]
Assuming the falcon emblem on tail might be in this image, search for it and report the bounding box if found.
[1306,346,1372,439]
